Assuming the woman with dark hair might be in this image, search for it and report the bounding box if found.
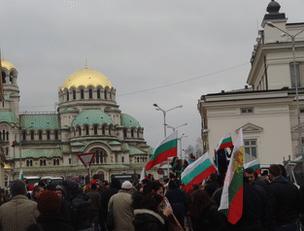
[189,189,225,231]
[133,181,172,231]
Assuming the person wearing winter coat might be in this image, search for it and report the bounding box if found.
[268,164,300,231]
[133,181,173,231]
[108,181,134,231]
[0,180,39,231]
[27,190,74,231]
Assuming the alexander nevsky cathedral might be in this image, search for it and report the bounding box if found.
[0,60,150,187]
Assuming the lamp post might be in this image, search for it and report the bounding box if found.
[267,22,304,157]
[166,123,188,132]
[153,104,183,138]
[178,133,188,159]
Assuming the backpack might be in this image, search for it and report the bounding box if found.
[70,194,92,229]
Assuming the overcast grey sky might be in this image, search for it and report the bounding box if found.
[1,0,304,150]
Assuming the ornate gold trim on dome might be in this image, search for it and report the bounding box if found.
[61,68,112,90]
[1,60,15,71]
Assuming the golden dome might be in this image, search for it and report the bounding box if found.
[62,67,112,90]
[1,60,15,71]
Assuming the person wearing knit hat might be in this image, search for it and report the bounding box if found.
[27,190,74,231]
[121,180,133,190]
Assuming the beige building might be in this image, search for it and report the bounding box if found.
[198,0,304,165]
[0,60,150,187]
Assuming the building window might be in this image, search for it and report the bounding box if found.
[104,89,107,99]
[54,130,59,140]
[53,158,60,166]
[80,89,84,99]
[123,129,127,138]
[1,72,6,84]
[93,125,98,135]
[244,139,257,161]
[85,125,89,136]
[102,126,106,135]
[97,89,101,99]
[77,126,82,136]
[38,130,42,140]
[121,156,124,163]
[66,91,69,101]
[40,159,47,166]
[89,89,93,99]
[6,131,9,140]
[91,148,107,164]
[22,130,26,141]
[290,63,303,88]
[73,90,76,99]
[46,130,50,140]
[69,158,72,165]
[26,159,33,167]
[131,129,134,138]
[241,107,254,114]
[2,130,5,140]
[30,130,35,140]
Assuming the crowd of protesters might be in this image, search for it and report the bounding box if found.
[0,163,303,231]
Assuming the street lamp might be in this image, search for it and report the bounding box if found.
[153,104,183,137]
[166,123,188,132]
[178,133,188,159]
[267,22,304,157]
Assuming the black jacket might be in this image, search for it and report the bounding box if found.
[268,176,300,225]
[27,214,74,231]
[133,209,166,231]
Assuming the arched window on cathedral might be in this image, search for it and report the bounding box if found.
[66,90,69,101]
[9,72,14,83]
[46,130,50,140]
[102,125,106,135]
[53,158,60,166]
[0,131,2,140]
[30,130,34,140]
[77,126,82,136]
[97,89,101,99]
[131,129,134,138]
[104,89,107,99]
[38,130,42,140]
[1,71,6,84]
[22,130,26,141]
[91,148,107,164]
[72,90,76,100]
[89,89,93,99]
[123,129,128,138]
[2,130,5,140]
[93,124,98,135]
[6,131,9,140]
[40,159,46,166]
[85,125,89,136]
[80,89,84,99]
[26,159,33,167]
[54,130,59,140]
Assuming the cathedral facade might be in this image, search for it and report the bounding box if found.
[0,60,150,187]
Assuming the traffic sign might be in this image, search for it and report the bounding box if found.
[77,152,95,168]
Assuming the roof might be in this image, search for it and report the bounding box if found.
[128,145,145,156]
[0,111,17,124]
[21,148,62,159]
[1,60,15,71]
[109,140,121,145]
[61,67,112,90]
[72,109,113,126]
[121,113,141,128]
[20,114,59,129]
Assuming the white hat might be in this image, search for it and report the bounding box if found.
[121,180,133,190]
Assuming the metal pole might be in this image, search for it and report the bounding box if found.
[291,36,302,157]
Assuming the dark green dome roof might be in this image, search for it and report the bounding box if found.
[121,113,141,128]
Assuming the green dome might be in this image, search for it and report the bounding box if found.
[72,110,112,126]
[0,111,17,124]
[121,113,141,128]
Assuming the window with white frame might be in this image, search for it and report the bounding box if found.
[244,139,257,161]
[290,62,304,88]
[241,107,254,114]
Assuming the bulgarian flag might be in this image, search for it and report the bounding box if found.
[218,129,244,224]
[145,131,178,171]
[216,133,234,151]
[181,152,217,192]
[244,159,260,172]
